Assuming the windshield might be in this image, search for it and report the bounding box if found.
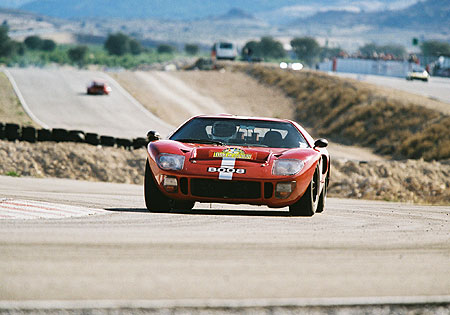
[219,43,233,49]
[170,117,308,148]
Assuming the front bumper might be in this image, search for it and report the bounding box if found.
[150,166,315,208]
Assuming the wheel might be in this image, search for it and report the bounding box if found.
[316,174,329,213]
[289,167,320,216]
[144,159,170,212]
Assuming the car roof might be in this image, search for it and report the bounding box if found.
[192,114,295,124]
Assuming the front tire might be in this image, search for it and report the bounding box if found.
[316,174,328,213]
[144,159,170,212]
[289,167,320,217]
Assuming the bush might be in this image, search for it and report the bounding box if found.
[157,44,176,54]
[242,37,285,60]
[185,43,199,55]
[24,35,43,50]
[41,39,56,52]
[68,45,88,66]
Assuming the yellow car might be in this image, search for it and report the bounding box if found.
[406,68,430,82]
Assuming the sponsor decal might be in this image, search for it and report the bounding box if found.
[207,167,246,174]
[212,148,252,159]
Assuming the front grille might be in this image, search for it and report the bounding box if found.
[264,182,274,199]
[180,177,188,195]
[190,179,261,199]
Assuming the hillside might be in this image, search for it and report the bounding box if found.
[293,0,450,31]
[16,0,407,20]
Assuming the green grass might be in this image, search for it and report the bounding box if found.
[237,64,450,161]
[5,171,20,177]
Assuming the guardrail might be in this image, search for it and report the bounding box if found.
[0,122,147,150]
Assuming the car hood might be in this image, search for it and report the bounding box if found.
[150,140,317,164]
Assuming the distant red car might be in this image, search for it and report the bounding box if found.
[87,80,112,95]
[144,114,330,216]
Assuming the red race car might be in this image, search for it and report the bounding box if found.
[86,80,112,95]
[144,114,330,216]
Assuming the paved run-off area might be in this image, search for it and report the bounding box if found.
[0,175,449,305]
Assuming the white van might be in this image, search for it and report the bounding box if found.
[212,42,238,60]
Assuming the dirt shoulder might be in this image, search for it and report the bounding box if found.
[0,71,38,127]
[1,140,448,205]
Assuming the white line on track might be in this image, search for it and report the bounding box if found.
[0,199,107,220]
[0,296,448,310]
[1,68,49,129]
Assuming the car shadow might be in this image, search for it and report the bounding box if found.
[105,208,290,217]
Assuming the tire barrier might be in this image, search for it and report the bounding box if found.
[21,126,37,143]
[68,130,85,143]
[116,138,133,150]
[85,133,100,146]
[133,137,148,149]
[100,135,115,147]
[0,123,5,140]
[37,129,52,142]
[5,123,20,141]
[52,128,69,142]
[1,122,151,150]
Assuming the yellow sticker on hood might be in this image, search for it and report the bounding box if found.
[212,148,252,159]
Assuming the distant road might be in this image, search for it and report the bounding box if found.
[5,68,173,138]
[332,72,450,105]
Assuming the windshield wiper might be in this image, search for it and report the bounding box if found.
[174,138,224,145]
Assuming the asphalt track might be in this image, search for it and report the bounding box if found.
[0,175,449,311]
[4,67,173,138]
[1,68,449,312]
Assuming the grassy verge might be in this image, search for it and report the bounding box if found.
[236,65,450,161]
[0,71,38,127]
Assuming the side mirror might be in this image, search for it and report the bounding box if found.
[147,130,161,142]
[314,138,328,148]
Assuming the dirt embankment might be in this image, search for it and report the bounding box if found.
[236,65,450,161]
[1,140,448,205]
[0,71,38,127]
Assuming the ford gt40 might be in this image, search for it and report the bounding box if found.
[144,114,330,216]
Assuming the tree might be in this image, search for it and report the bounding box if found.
[259,36,285,59]
[157,44,175,54]
[185,43,199,55]
[104,32,130,56]
[241,37,285,60]
[41,39,56,52]
[420,40,450,57]
[0,25,15,58]
[24,35,43,50]
[68,45,88,66]
[129,38,143,55]
[290,37,321,66]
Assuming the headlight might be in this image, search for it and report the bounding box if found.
[272,159,304,176]
[157,154,185,170]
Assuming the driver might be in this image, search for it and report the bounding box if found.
[211,121,237,142]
